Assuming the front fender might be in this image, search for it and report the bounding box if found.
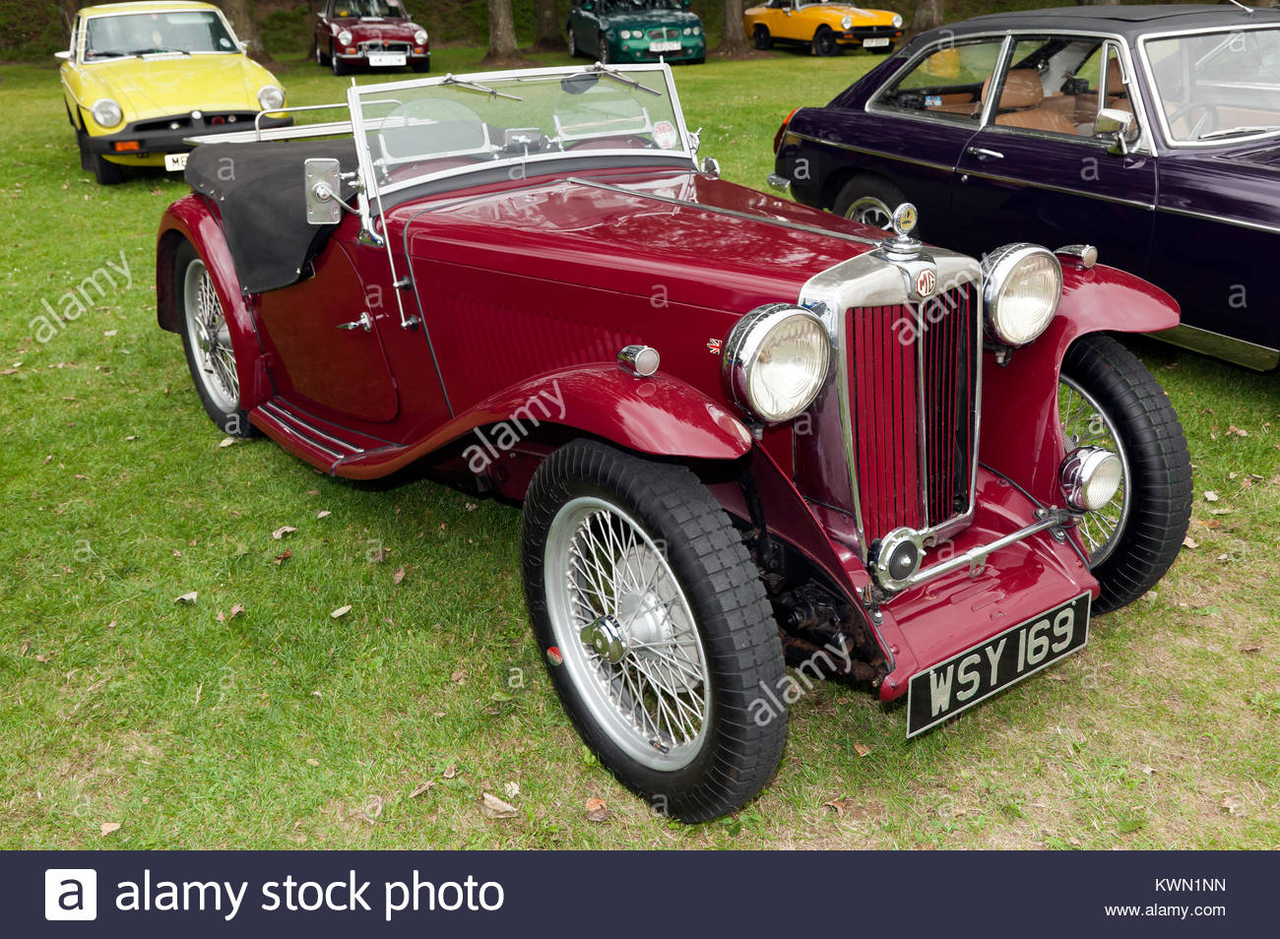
[157,194,270,408]
[979,262,1180,506]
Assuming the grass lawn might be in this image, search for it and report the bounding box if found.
[2,46,1278,850]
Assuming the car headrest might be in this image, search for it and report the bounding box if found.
[1106,57,1127,96]
[982,69,1044,109]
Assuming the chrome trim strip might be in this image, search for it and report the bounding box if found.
[1157,323,1280,371]
[898,514,1062,592]
[957,164,1156,210]
[789,131,954,175]
[260,401,365,456]
[565,177,878,247]
[257,403,345,460]
[915,300,930,527]
[1157,202,1280,237]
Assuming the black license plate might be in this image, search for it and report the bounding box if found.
[906,592,1091,737]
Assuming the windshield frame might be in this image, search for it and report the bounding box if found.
[1138,21,1280,149]
[78,8,243,62]
[345,63,698,206]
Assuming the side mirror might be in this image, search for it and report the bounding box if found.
[304,158,343,225]
[55,50,71,60]
[1096,107,1138,154]
[581,0,595,10]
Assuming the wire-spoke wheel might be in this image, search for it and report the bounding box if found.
[521,439,787,822]
[833,175,906,233]
[176,241,253,436]
[1059,334,1192,613]
[1058,374,1130,566]
[845,196,894,230]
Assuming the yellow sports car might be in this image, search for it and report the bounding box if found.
[743,1,903,56]
[57,1,290,184]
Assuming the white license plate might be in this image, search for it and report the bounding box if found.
[863,37,890,48]
[164,153,188,172]
[368,53,407,67]
[905,592,1091,737]
[650,41,681,53]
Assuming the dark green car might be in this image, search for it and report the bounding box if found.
[567,0,706,65]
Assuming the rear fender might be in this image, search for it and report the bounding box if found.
[979,263,1180,506]
[157,194,270,408]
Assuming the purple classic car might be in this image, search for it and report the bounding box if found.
[773,4,1280,370]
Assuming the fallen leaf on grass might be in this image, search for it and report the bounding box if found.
[393,567,406,584]
[481,792,518,819]
[1203,491,1220,502]
[100,822,120,836]
[351,795,384,825]
[1227,425,1249,437]
[218,436,240,448]
[584,797,610,822]
[409,781,435,798]
[1240,644,1263,654]
[174,591,197,604]
[1181,535,1199,550]
[451,668,467,684]
[103,329,117,337]
[273,549,292,565]
[1221,795,1247,817]
[229,604,245,619]
[503,781,520,799]
[823,796,846,815]
[316,510,331,519]
[272,525,297,540]
[853,743,872,757]
[1141,765,1156,775]
[442,764,458,779]
[306,758,320,767]
[330,605,352,619]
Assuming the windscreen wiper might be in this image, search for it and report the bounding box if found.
[439,74,523,101]
[127,48,191,56]
[1199,124,1280,140]
[586,63,662,97]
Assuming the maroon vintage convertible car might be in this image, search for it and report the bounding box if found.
[313,0,429,76]
[157,63,1191,821]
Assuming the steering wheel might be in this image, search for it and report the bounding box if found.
[1166,102,1220,139]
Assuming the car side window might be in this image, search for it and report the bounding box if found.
[873,38,1006,124]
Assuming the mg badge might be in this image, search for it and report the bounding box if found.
[915,267,936,297]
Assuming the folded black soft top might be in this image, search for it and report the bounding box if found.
[184,139,359,294]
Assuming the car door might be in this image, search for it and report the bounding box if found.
[775,0,802,42]
[810,35,1007,242]
[950,37,1156,273]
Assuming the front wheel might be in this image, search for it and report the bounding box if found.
[331,48,348,76]
[314,40,330,66]
[813,26,838,57]
[832,175,905,231]
[521,440,787,822]
[567,26,579,58]
[753,25,772,50]
[176,241,253,437]
[597,34,610,64]
[1058,334,1192,613]
[88,147,123,185]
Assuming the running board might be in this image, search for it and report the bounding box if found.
[252,399,410,477]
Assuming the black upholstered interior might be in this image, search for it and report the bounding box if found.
[185,139,359,294]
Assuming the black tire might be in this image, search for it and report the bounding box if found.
[567,25,579,58]
[753,25,772,50]
[410,58,429,73]
[831,174,905,230]
[90,149,123,185]
[175,241,254,438]
[688,56,705,65]
[872,43,895,55]
[813,25,838,57]
[314,39,330,66]
[331,47,348,76]
[1059,334,1192,613]
[76,129,93,172]
[597,34,610,64]
[521,439,787,822]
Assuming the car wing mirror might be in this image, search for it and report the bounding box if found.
[1096,108,1138,155]
[55,50,71,60]
[304,158,343,225]
[582,0,595,10]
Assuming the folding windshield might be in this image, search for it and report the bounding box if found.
[347,65,694,200]
[84,11,238,58]
[1143,27,1280,143]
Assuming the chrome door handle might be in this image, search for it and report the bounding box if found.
[966,146,1004,161]
[337,312,372,332]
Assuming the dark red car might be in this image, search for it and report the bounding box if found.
[157,64,1192,821]
[313,0,429,76]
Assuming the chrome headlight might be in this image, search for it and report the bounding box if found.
[1060,446,1122,512]
[693,26,701,35]
[414,28,428,44]
[91,98,123,128]
[892,13,903,28]
[337,28,353,46]
[620,30,632,39]
[981,244,1062,347]
[256,85,284,111]
[723,304,830,424]
[841,15,853,29]
[683,27,692,35]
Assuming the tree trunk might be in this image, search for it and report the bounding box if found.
[482,0,529,66]
[911,0,944,34]
[530,0,565,52]
[718,0,750,57]
[213,0,278,67]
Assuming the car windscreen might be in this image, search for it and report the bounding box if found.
[332,1,406,17]
[350,66,693,200]
[1144,27,1280,142]
[84,11,238,58]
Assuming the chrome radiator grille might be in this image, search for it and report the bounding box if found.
[846,282,979,545]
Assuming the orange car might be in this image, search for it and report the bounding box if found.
[744,0,903,56]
